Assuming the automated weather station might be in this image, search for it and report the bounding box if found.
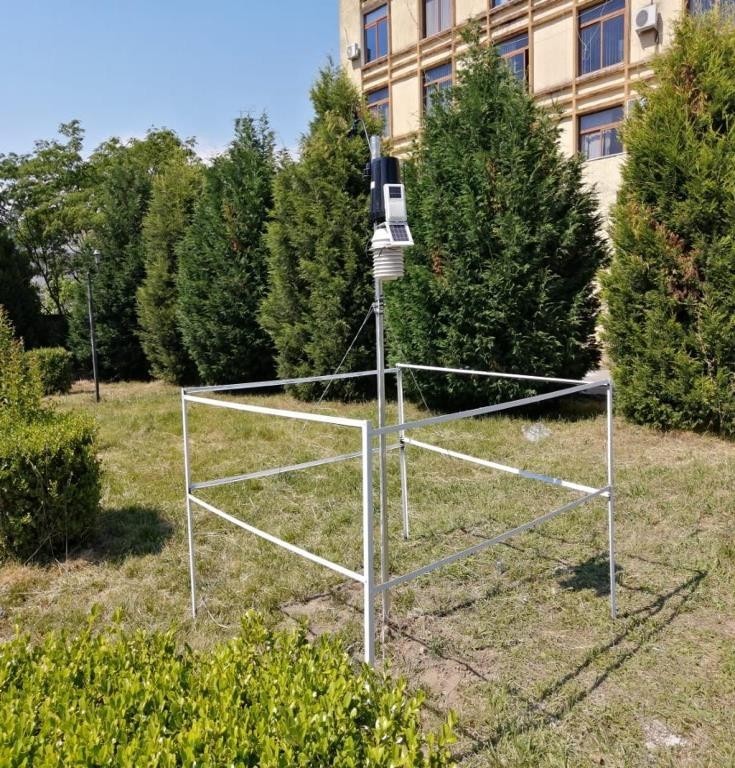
[181,135,617,665]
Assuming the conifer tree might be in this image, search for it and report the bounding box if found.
[67,130,193,380]
[386,37,607,409]
[0,225,41,347]
[176,116,276,384]
[603,14,735,434]
[261,66,379,400]
[137,158,202,384]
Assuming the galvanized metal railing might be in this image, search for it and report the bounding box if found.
[182,364,616,665]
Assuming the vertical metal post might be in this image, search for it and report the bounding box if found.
[182,390,197,618]
[397,367,410,539]
[374,278,390,625]
[606,381,617,619]
[86,270,100,403]
[361,421,376,665]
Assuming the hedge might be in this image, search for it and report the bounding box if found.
[0,612,456,767]
[26,346,73,395]
[0,411,100,560]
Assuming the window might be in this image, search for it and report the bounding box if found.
[689,0,734,12]
[367,87,390,137]
[578,0,625,76]
[579,106,624,159]
[423,62,452,113]
[491,0,511,7]
[364,5,389,64]
[497,34,529,83]
[424,0,451,36]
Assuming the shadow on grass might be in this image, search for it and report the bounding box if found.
[446,566,707,761]
[558,554,619,597]
[88,505,173,562]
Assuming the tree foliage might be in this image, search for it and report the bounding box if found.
[0,225,41,347]
[177,116,276,385]
[386,39,607,409]
[261,66,380,400]
[0,121,90,317]
[68,130,195,380]
[603,14,735,434]
[137,157,202,384]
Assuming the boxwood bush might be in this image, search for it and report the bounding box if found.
[26,346,73,395]
[0,411,100,559]
[0,612,456,767]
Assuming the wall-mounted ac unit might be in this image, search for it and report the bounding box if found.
[346,42,361,61]
[634,5,657,33]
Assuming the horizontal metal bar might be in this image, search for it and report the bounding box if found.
[191,443,401,491]
[403,437,605,496]
[188,494,365,583]
[373,486,610,594]
[375,381,600,437]
[396,362,604,387]
[184,368,399,395]
[183,394,366,428]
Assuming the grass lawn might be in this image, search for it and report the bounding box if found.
[1,379,734,767]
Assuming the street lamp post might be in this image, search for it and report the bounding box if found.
[86,249,100,403]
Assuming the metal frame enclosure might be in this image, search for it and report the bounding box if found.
[181,364,616,665]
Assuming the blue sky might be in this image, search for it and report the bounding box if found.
[0,0,339,157]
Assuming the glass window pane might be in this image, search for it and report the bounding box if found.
[579,105,623,131]
[602,15,624,67]
[377,20,388,57]
[424,62,452,83]
[365,5,388,24]
[579,0,625,25]
[497,34,528,56]
[425,0,439,35]
[364,27,375,62]
[582,133,602,160]
[690,0,714,11]
[505,52,526,81]
[367,87,389,104]
[580,25,601,74]
[440,0,451,28]
[602,127,622,155]
[491,0,510,7]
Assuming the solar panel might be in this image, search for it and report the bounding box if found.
[389,224,410,242]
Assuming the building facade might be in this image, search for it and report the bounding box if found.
[339,0,702,214]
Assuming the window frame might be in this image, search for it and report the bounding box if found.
[577,0,626,77]
[497,32,529,84]
[423,0,452,38]
[422,61,453,115]
[578,105,624,160]
[363,4,389,65]
[367,87,391,137]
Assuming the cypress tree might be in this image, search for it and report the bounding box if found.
[67,130,193,380]
[176,116,276,385]
[0,225,41,347]
[386,38,607,410]
[137,159,202,384]
[261,65,379,400]
[603,14,735,434]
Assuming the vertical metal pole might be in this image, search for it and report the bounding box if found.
[361,422,376,665]
[182,390,197,618]
[397,367,410,539]
[606,381,617,619]
[86,271,100,403]
[374,278,390,626]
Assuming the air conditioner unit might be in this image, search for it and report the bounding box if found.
[346,42,361,61]
[634,5,657,33]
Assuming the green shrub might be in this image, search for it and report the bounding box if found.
[0,612,456,767]
[0,411,100,560]
[26,346,74,395]
[603,15,735,434]
[0,306,43,421]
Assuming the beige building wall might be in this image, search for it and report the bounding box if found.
[341,0,690,215]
